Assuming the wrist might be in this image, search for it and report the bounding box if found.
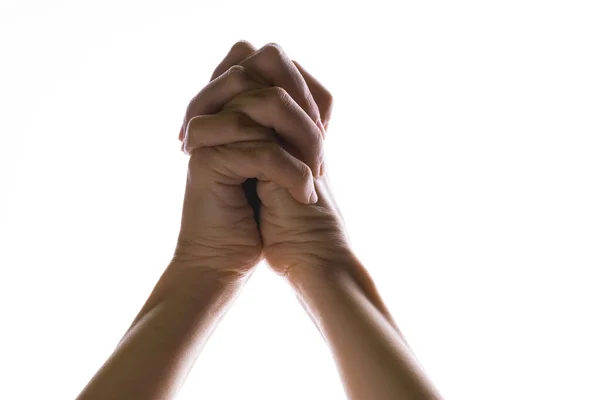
[284,249,400,333]
[166,257,255,290]
[284,247,360,289]
[129,258,251,330]
[172,237,262,279]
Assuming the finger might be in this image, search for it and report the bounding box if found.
[183,110,276,155]
[195,141,317,205]
[236,43,325,138]
[178,41,262,141]
[180,65,268,142]
[211,42,321,128]
[182,41,330,144]
[210,40,261,82]
[219,87,323,176]
[291,60,334,131]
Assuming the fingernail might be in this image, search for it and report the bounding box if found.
[313,165,320,178]
[317,118,326,139]
[320,162,326,177]
[309,189,318,204]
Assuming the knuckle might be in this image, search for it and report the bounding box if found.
[299,162,312,182]
[186,115,201,134]
[225,65,251,91]
[184,116,203,148]
[260,43,285,59]
[230,40,255,54]
[227,64,247,77]
[268,86,292,109]
[271,85,288,98]
[184,93,199,117]
[260,142,281,165]
[321,87,334,108]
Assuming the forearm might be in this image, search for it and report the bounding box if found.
[287,254,443,400]
[77,261,248,400]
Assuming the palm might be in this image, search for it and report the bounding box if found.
[177,160,262,271]
[204,184,262,267]
[257,179,350,276]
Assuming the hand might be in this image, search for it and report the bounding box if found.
[174,41,326,276]
[258,170,354,278]
[180,41,353,281]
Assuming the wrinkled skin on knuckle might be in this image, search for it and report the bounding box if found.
[225,65,251,92]
[271,85,289,101]
[268,86,293,115]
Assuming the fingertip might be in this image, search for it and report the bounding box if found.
[305,176,318,204]
[313,164,321,178]
[292,184,317,205]
[180,141,189,155]
[290,189,307,205]
[309,189,318,204]
[317,117,326,139]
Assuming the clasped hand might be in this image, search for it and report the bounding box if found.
[76,41,442,400]
[172,41,352,282]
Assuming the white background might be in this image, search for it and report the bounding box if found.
[1,1,599,399]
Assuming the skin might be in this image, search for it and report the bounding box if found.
[76,41,443,400]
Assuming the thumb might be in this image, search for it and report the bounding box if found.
[256,180,299,210]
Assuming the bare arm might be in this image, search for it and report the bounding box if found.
[251,42,444,397]
[76,263,247,400]
[286,254,443,400]
[77,39,329,399]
